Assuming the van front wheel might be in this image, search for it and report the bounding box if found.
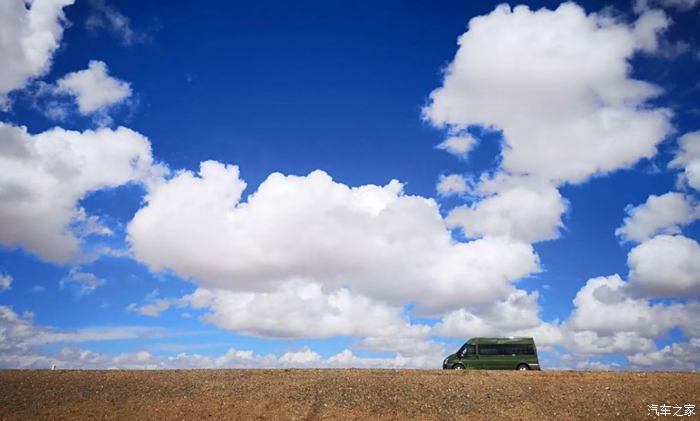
[517,364,530,371]
[452,364,465,370]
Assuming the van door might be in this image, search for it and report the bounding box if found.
[500,344,521,370]
[459,344,478,368]
[475,344,503,369]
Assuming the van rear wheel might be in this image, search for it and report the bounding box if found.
[452,364,465,370]
[517,364,530,371]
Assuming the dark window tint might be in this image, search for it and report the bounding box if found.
[499,344,535,355]
[498,345,513,355]
[478,344,535,356]
[478,345,498,355]
[465,345,476,356]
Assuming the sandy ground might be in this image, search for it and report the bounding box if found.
[0,369,698,420]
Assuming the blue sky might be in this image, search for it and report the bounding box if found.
[0,0,699,370]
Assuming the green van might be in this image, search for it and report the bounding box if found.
[442,337,540,371]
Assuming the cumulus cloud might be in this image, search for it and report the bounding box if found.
[85,0,150,46]
[436,134,477,157]
[278,348,321,365]
[1,345,442,370]
[0,347,254,370]
[60,269,106,294]
[0,274,12,291]
[447,184,568,243]
[627,235,700,297]
[632,9,671,53]
[0,0,74,108]
[616,192,699,243]
[423,2,674,292]
[576,360,622,371]
[0,305,166,354]
[566,275,688,337]
[670,131,700,191]
[628,339,700,371]
[436,174,468,196]
[324,349,436,369]
[563,330,657,356]
[185,280,429,339]
[0,304,441,369]
[127,299,172,317]
[432,290,563,348]
[661,0,700,8]
[423,2,672,185]
[358,335,445,360]
[557,197,700,359]
[562,274,699,357]
[636,0,700,11]
[0,123,165,263]
[128,162,540,317]
[55,60,132,115]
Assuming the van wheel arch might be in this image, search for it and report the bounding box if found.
[452,363,466,370]
[516,364,530,371]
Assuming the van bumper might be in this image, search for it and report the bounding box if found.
[529,363,541,371]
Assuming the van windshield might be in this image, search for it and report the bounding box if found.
[459,344,476,356]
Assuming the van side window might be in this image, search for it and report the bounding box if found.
[478,345,498,355]
[500,345,515,355]
[464,345,476,356]
[499,344,535,355]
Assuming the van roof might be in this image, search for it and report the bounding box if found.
[466,337,535,345]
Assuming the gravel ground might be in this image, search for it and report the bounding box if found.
[0,369,698,420]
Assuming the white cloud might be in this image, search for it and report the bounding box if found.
[85,0,149,46]
[627,235,700,297]
[326,348,441,369]
[55,60,132,115]
[436,174,468,196]
[447,184,568,243]
[563,330,656,356]
[0,345,442,370]
[628,339,700,371]
[575,360,621,371]
[0,123,165,263]
[432,290,563,348]
[60,269,106,294]
[0,305,165,354]
[632,9,670,53]
[0,274,12,291]
[636,0,700,11]
[566,275,687,337]
[433,290,544,336]
[185,280,428,339]
[561,274,700,356]
[127,298,172,317]
[0,305,442,369]
[278,348,321,365]
[128,162,540,316]
[436,134,477,157]
[616,192,699,243]
[661,0,700,8]
[670,131,700,191]
[358,335,445,359]
[423,3,672,185]
[0,0,74,108]
[25,326,166,347]
[1,307,442,368]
